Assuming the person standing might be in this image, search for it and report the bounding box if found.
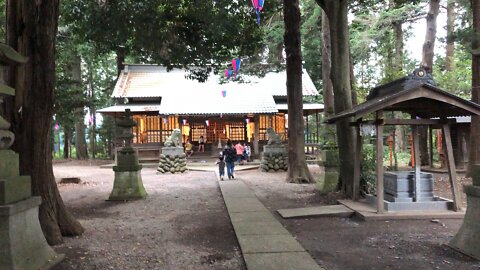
[216,155,226,180]
[244,143,251,163]
[235,141,245,165]
[199,135,205,152]
[223,139,237,179]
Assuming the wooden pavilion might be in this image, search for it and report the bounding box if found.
[99,64,323,160]
[327,68,480,213]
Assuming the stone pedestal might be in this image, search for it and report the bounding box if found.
[316,149,339,193]
[449,165,480,260]
[157,147,188,174]
[0,197,64,270]
[108,148,147,201]
[0,150,63,270]
[260,145,287,172]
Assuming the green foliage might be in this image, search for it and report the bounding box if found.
[433,46,472,99]
[62,0,264,80]
[360,143,376,195]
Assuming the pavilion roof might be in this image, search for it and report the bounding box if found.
[327,69,480,123]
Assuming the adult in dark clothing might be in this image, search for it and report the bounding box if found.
[223,139,236,179]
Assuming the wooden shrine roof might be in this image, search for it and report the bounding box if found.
[327,69,480,123]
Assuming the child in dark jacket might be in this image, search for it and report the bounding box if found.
[216,155,226,180]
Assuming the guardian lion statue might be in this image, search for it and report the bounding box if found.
[266,127,282,145]
[164,129,182,147]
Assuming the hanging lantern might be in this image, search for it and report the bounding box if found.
[163,117,167,124]
[220,113,223,118]
[205,119,210,126]
[183,119,187,125]
[246,118,250,124]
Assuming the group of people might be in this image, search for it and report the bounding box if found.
[217,140,251,180]
[182,136,251,180]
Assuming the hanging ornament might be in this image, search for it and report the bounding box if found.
[183,119,187,125]
[225,69,233,79]
[246,118,250,124]
[220,113,223,118]
[252,0,265,25]
[163,117,167,124]
[205,119,210,126]
[222,90,227,97]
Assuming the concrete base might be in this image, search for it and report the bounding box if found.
[338,199,464,221]
[365,193,453,211]
[161,146,184,156]
[108,170,147,201]
[277,204,354,219]
[0,197,64,270]
[449,185,480,260]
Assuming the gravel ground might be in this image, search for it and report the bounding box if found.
[52,161,244,270]
[51,161,479,270]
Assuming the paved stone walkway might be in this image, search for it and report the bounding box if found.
[219,180,323,270]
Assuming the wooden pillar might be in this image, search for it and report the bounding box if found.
[442,123,462,211]
[428,126,433,167]
[160,115,163,145]
[353,121,362,201]
[315,111,320,144]
[243,116,248,142]
[254,115,260,155]
[306,114,309,144]
[376,112,385,214]
[412,125,421,202]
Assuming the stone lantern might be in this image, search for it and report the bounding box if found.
[0,43,64,269]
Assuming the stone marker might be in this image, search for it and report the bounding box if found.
[0,43,64,270]
[108,109,147,200]
[157,128,188,174]
[449,164,480,260]
[316,147,339,192]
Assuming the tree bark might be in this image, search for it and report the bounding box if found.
[316,0,356,197]
[468,0,480,176]
[71,54,88,160]
[284,0,314,183]
[393,0,405,151]
[63,129,70,159]
[419,0,440,165]
[88,63,96,159]
[421,0,440,72]
[445,0,455,72]
[321,10,334,118]
[6,0,84,245]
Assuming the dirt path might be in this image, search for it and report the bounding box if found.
[52,161,244,270]
[51,161,479,269]
[239,166,479,270]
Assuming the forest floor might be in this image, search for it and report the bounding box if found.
[51,160,479,270]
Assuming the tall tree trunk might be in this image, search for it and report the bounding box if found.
[421,0,440,72]
[316,0,356,197]
[284,0,313,183]
[71,54,88,160]
[321,10,334,118]
[63,129,70,159]
[116,47,125,77]
[6,0,84,245]
[88,63,96,159]
[419,0,440,165]
[446,0,455,72]
[393,0,406,151]
[468,0,480,176]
